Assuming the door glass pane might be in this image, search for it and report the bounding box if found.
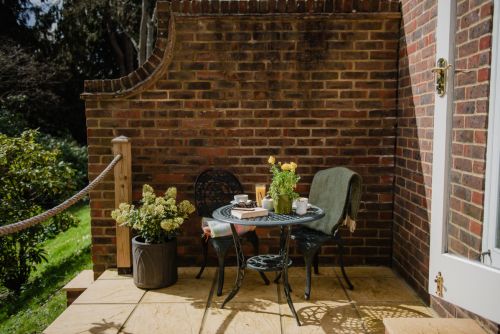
[446,0,491,262]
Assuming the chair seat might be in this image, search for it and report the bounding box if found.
[292,226,331,245]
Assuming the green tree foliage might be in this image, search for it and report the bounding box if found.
[38,134,89,191]
[0,39,65,137]
[55,0,140,78]
[1,0,157,143]
[0,131,79,294]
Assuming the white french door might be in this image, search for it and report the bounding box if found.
[429,0,500,323]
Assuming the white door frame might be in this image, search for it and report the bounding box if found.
[429,0,500,323]
[483,0,500,268]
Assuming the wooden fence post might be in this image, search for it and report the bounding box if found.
[112,136,132,273]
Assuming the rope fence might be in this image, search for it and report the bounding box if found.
[0,154,122,237]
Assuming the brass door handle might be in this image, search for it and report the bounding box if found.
[432,58,451,97]
[431,64,452,73]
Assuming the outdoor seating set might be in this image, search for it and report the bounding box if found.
[194,158,362,326]
[112,156,362,326]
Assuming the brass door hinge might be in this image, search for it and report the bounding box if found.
[432,58,452,97]
[434,271,444,297]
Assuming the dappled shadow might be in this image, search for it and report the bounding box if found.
[88,319,131,334]
[297,303,366,333]
[296,301,431,333]
[357,303,430,333]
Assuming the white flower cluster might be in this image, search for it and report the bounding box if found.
[111,184,195,244]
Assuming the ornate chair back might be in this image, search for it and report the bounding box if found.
[194,169,244,218]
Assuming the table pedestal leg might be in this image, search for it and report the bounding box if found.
[221,224,245,308]
[281,225,301,326]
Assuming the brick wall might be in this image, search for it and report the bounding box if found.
[83,0,401,275]
[396,0,498,332]
[393,0,437,304]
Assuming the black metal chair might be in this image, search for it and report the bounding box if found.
[291,167,362,300]
[194,169,269,296]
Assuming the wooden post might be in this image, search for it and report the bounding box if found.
[112,136,132,273]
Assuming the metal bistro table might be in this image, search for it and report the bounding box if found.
[212,204,325,326]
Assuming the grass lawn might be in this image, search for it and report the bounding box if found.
[0,204,92,334]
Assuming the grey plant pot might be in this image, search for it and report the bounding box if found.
[132,235,178,289]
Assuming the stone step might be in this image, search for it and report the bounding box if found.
[383,318,487,334]
[62,269,94,306]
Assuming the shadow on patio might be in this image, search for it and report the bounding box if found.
[43,267,435,334]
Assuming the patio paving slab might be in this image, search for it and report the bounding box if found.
[201,302,281,334]
[73,278,145,304]
[141,278,213,303]
[287,275,349,302]
[343,276,422,303]
[211,270,280,304]
[120,303,206,334]
[43,303,135,334]
[45,266,447,334]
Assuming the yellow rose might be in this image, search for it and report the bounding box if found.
[268,156,275,165]
[281,163,292,171]
[290,162,297,171]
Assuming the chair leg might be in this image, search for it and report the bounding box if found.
[304,253,314,300]
[216,251,225,296]
[274,271,282,284]
[196,235,209,279]
[313,250,320,275]
[337,238,354,290]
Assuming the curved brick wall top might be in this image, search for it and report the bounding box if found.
[82,0,399,98]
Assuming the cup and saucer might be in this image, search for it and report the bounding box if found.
[230,194,253,206]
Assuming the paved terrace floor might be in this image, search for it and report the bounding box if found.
[43,266,436,334]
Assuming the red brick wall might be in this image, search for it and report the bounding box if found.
[83,0,401,275]
[394,0,437,303]
[396,0,498,332]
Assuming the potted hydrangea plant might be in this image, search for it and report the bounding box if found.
[112,184,195,289]
[268,156,300,214]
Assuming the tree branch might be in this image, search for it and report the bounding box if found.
[106,24,126,76]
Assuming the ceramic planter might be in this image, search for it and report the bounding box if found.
[132,235,177,289]
[274,194,292,214]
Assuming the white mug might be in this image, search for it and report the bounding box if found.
[234,194,248,203]
[296,197,308,215]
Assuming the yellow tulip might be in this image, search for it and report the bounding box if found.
[290,162,297,171]
[281,163,292,171]
[268,156,275,164]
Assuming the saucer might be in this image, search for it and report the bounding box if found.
[292,203,312,209]
[230,200,253,205]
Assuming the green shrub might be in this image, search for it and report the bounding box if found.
[38,134,88,191]
[0,130,79,293]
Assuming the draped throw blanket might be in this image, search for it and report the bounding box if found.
[304,167,362,235]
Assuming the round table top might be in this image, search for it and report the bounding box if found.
[212,204,325,227]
